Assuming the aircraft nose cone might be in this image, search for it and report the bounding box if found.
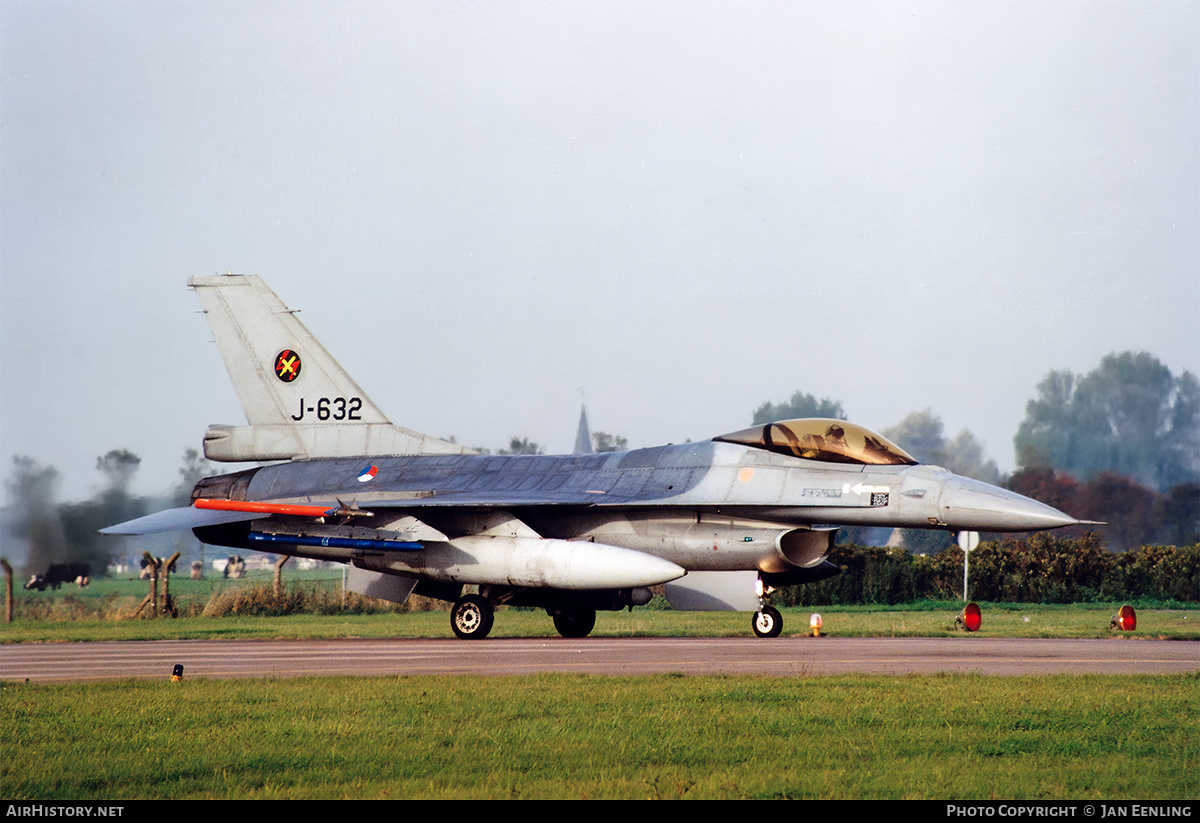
[939,475,1079,532]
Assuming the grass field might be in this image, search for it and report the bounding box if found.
[4,603,1199,643]
[3,569,1198,642]
[3,603,1200,643]
[3,672,1196,800]
[3,576,1197,800]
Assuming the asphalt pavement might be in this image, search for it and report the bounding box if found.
[2,636,1196,682]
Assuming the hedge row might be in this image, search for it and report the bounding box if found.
[781,534,1199,606]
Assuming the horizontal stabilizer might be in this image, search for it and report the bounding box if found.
[100,506,267,536]
[202,423,469,462]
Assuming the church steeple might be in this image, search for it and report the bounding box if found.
[574,400,592,454]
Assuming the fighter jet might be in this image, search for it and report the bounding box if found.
[104,275,1086,639]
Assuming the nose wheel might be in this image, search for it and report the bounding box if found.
[752,605,783,638]
[752,576,783,637]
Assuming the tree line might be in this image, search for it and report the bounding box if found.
[5,448,209,580]
[755,350,1198,552]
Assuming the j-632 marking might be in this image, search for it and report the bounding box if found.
[290,397,363,421]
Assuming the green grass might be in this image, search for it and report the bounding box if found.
[5,569,1199,640]
[3,598,1198,643]
[4,578,1197,800]
[3,672,1195,799]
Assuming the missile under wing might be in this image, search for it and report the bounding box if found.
[103,275,1089,639]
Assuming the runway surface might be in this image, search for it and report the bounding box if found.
[2,636,1196,682]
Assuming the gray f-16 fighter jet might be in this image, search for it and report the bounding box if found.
[104,275,1085,639]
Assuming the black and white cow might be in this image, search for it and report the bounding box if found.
[24,563,91,591]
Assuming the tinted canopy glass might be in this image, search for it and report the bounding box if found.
[715,418,918,466]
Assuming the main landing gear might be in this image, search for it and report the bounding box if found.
[450,594,494,639]
[551,608,596,639]
[449,592,601,640]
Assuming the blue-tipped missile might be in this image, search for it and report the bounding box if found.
[247,531,423,552]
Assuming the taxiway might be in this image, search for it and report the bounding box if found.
[2,636,1196,682]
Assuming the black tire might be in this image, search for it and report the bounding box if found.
[450,594,494,639]
[552,609,596,639]
[752,606,783,638]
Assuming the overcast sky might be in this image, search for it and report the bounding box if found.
[2,0,1197,502]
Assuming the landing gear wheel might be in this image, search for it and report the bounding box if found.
[752,605,783,638]
[450,594,494,639]
[552,609,596,639]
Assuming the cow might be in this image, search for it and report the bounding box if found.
[224,555,245,579]
[25,563,91,591]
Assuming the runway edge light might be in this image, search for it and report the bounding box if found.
[171,664,184,682]
[1110,605,1137,632]
[956,602,982,632]
[809,613,823,637]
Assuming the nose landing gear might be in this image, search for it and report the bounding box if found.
[751,575,783,637]
[752,605,783,638]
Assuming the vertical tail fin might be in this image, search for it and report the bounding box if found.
[190,274,468,462]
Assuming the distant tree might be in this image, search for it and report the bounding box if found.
[88,449,146,574]
[1007,466,1082,516]
[175,448,216,505]
[1156,482,1200,547]
[498,437,543,455]
[939,429,1002,485]
[94,449,143,527]
[1015,369,1079,471]
[96,449,140,495]
[1073,472,1159,552]
[1015,351,1199,492]
[1163,372,1200,489]
[1010,467,1195,551]
[884,409,1000,483]
[752,392,846,425]
[883,409,946,464]
[592,432,628,453]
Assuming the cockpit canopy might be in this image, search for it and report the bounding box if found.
[714,418,918,466]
